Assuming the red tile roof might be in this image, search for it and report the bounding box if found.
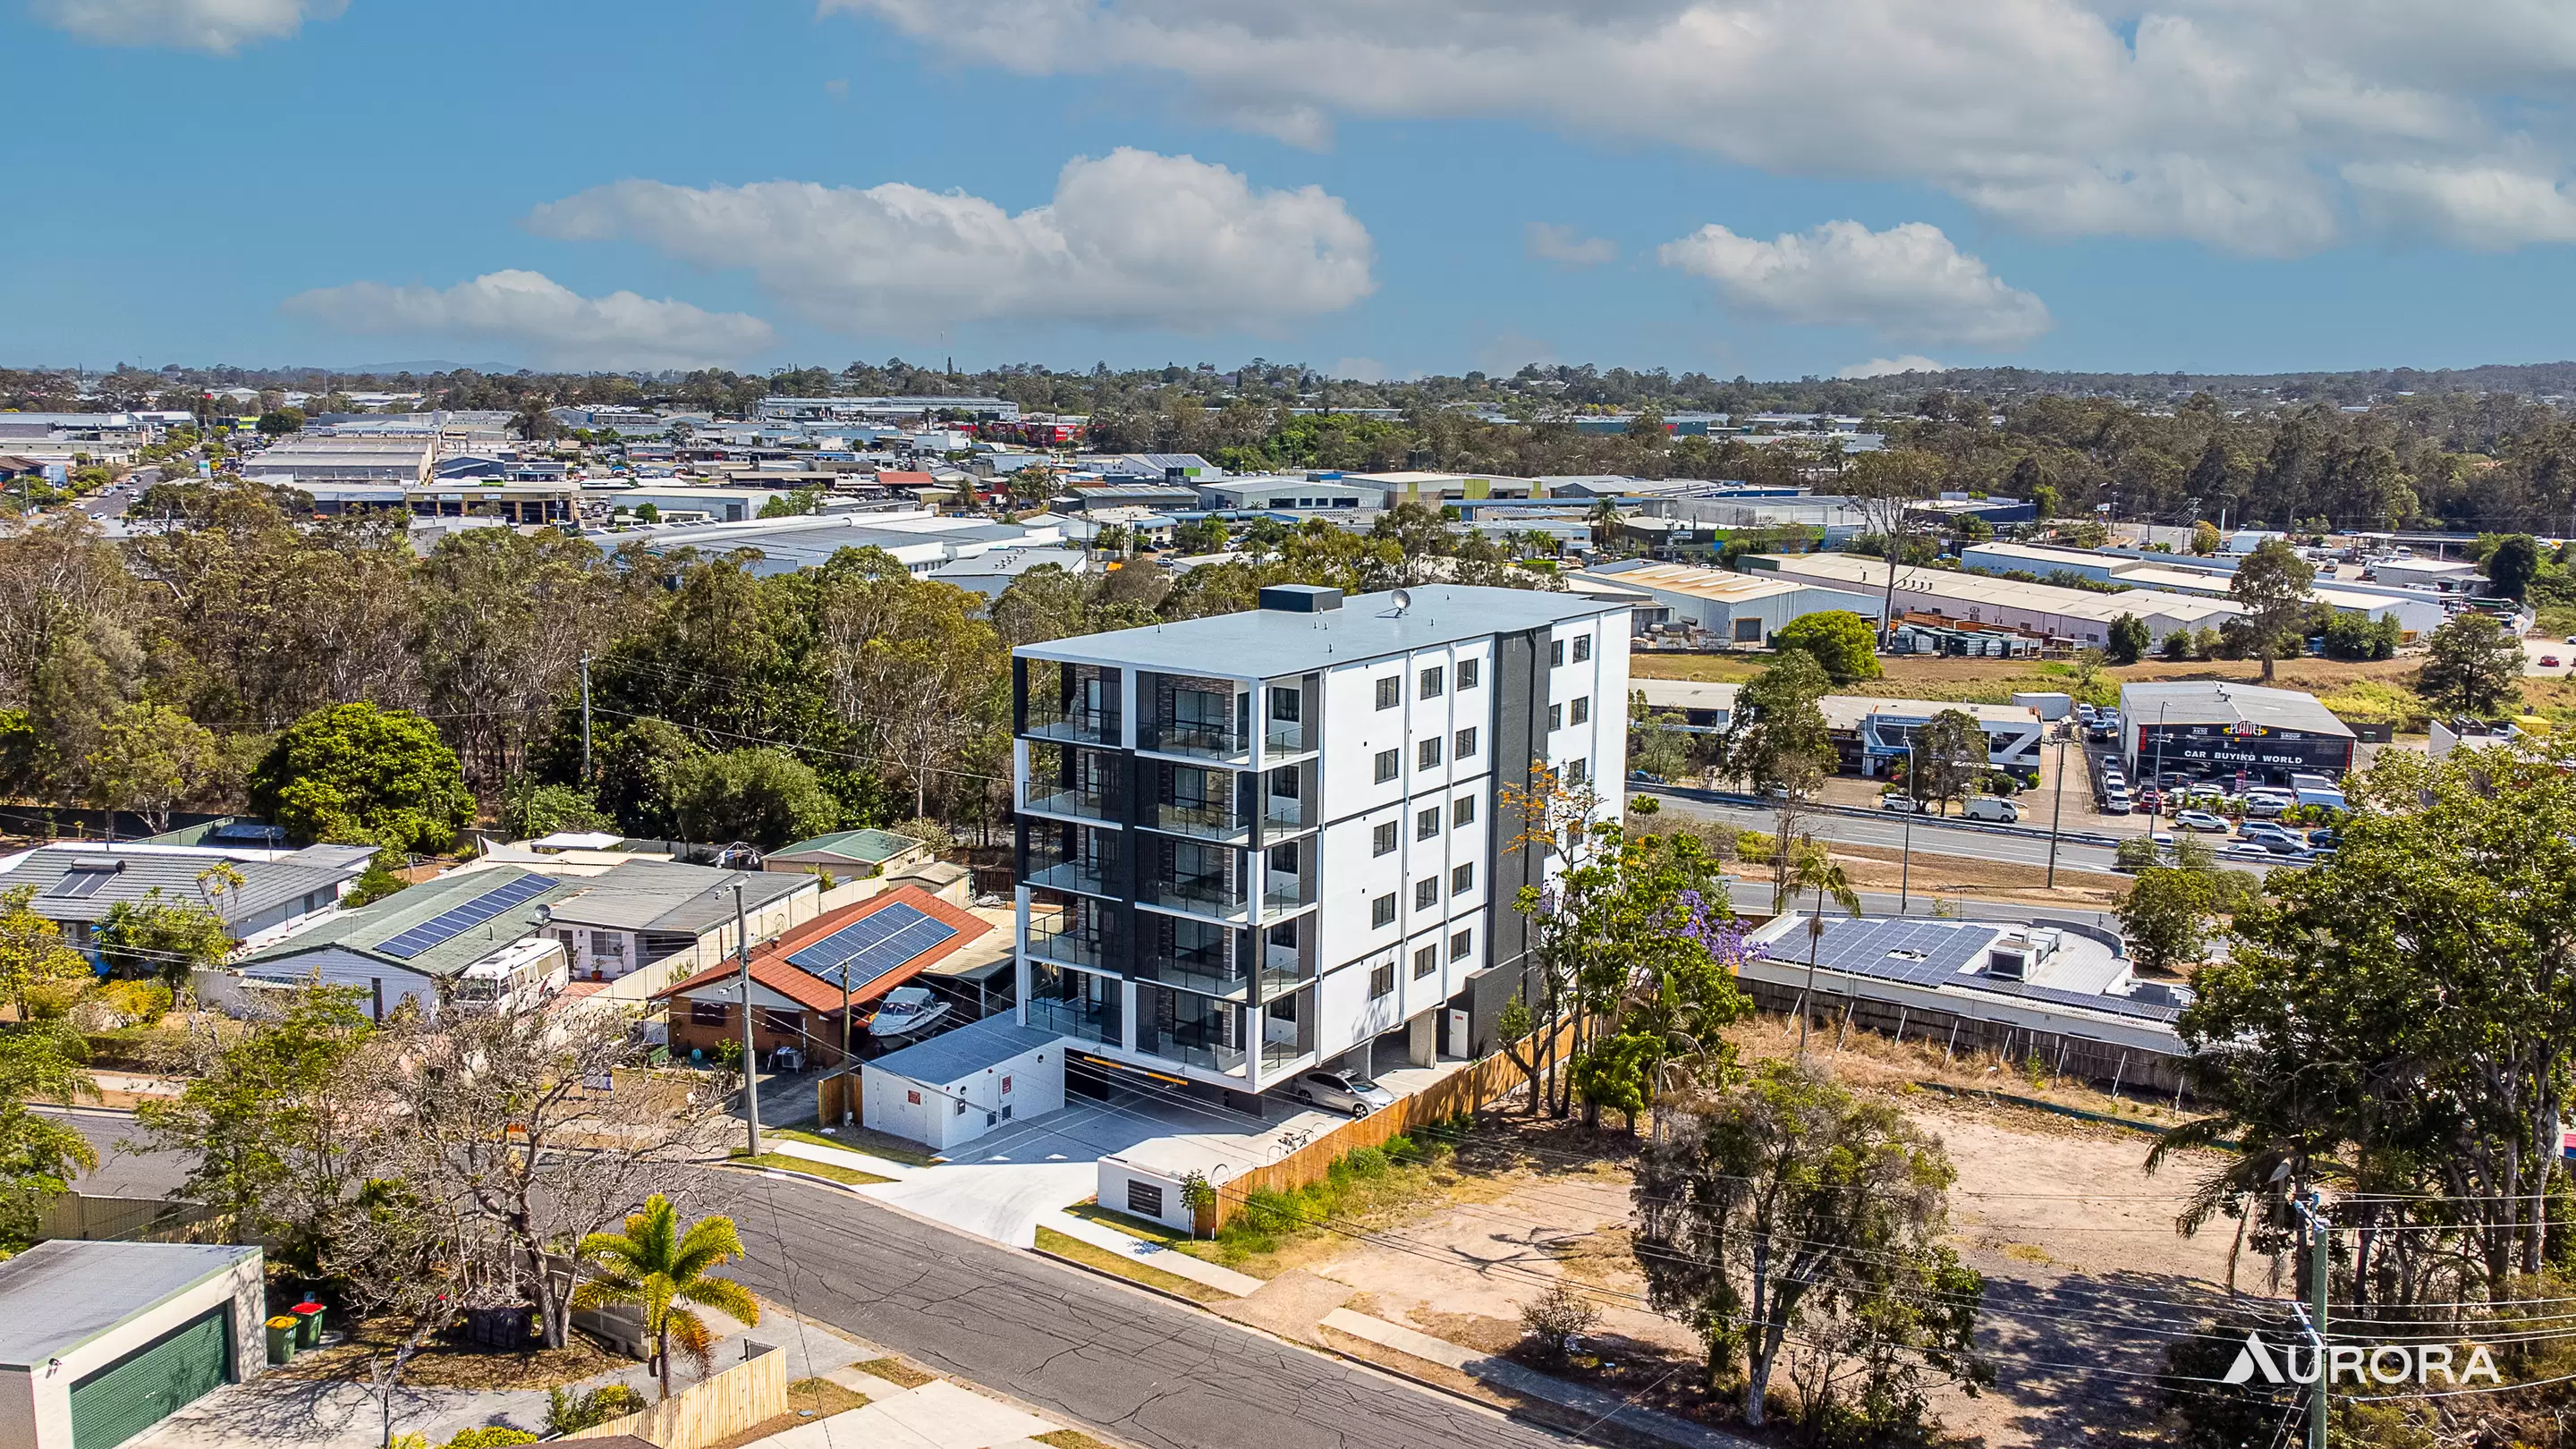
[653,884,989,1015]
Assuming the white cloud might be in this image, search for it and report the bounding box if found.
[2343,161,2576,249]
[822,0,2576,254]
[284,270,776,369]
[528,148,1375,335]
[1658,220,2051,348]
[34,0,343,53]
[1527,223,1618,267]
[1836,355,1948,379]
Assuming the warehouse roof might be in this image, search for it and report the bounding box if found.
[1747,552,2242,627]
[2117,682,2355,738]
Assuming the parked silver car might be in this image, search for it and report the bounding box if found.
[1285,1069,1396,1117]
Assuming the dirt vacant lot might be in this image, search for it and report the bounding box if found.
[1271,1033,2244,1448]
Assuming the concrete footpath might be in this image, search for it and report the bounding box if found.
[1037,1210,1265,1296]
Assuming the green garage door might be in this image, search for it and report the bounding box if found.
[68,1309,231,1449]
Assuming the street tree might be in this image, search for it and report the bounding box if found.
[84,702,220,832]
[2226,538,2315,682]
[2114,867,2218,975]
[2170,740,2576,1302]
[93,888,233,988]
[574,1196,760,1399]
[670,748,838,849]
[0,887,93,1024]
[1769,611,1882,682]
[1843,448,1942,643]
[1910,708,1984,815]
[1634,1059,1987,1429]
[2419,611,2525,717]
[594,718,705,838]
[131,985,377,1265]
[250,702,474,853]
[0,1019,97,1251]
[2106,613,2151,665]
[2483,532,2541,601]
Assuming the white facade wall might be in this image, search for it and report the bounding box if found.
[860,1038,1063,1152]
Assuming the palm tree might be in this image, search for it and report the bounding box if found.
[1783,837,1862,1055]
[572,1195,760,1399]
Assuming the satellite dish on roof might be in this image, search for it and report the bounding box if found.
[1391,589,1412,616]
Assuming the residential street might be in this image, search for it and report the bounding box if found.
[685,1168,1588,1449]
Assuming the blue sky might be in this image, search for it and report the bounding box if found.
[8,0,2576,380]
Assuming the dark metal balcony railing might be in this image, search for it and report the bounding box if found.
[1153,800,1248,841]
[1025,784,1116,822]
[1259,943,1309,993]
[1146,872,1245,918]
[1139,950,1248,998]
[1028,853,1121,899]
[1024,700,1118,745]
[1146,1036,1247,1073]
[1030,995,1120,1046]
[1265,718,1311,753]
[1027,916,1118,972]
[1261,795,1309,833]
[1261,877,1318,917]
[1145,719,1248,759]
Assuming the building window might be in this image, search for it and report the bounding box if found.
[1548,703,1563,732]
[1419,665,1445,699]
[1417,806,1440,841]
[689,1000,729,1028]
[1374,820,1399,856]
[1376,748,1400,783]
[1570,696,1590,725]
[758,1008,802,1036]
[1455,726,1479,759]
[1458,658,1480,690]
[1451,928,1473,962]
[1573,635,1592,663]
[1372,894,1396,928]
[1566,758,1589,784]
[1452,863,1474,895]
[1375,675,1400,710]
[1128,1181,1165,1217]
[1370,962,1395,998]
[1551,640,1566,667]
[1418,737,1444,769]
[1415,878,1438,911]
[1413,945,1438,979]
[1453,795,1476,828]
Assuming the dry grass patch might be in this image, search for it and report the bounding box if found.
[854,1355,939,1388]
[732,1151,893,1186]
[267,1317,625,1391]
[1035,1431,1121,1449]
[1035,1226,1233,1303]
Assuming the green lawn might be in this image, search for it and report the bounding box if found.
[1033,1226,1233,1303]
[769,1124,943,1166]
[733,1151,893,1187]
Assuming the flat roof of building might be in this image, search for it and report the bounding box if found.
[1820,696,2044,729]
[2117,681,2355,737]
[867,1013,1063,1088]
[1586,562,1814,604]
[1750,553,2242,625]
[0,1241,259,1368]
[1017,584,1623,677]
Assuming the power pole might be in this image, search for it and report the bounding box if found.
[733,880,761,1158]
[2045,730,2069,888]
[2292,1191,2329,1449]
[579,654,594,782]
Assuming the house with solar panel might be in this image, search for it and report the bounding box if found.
[227,867,575,1021]
[1010,582,1631,1110]
[653,885,992,1070]
[1736,913,2190,1092]
[0,842,376,961]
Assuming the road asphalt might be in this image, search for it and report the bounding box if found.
[688,1167,1588,1449]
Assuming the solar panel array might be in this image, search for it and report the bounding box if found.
[784,902,956,994]
[1794,917,2185,1024]
[1802,919,1987,987]
[378,875,557,960]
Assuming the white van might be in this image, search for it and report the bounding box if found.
[1962,796,2022,824]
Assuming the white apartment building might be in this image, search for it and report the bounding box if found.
[1012,583,1629,1106]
